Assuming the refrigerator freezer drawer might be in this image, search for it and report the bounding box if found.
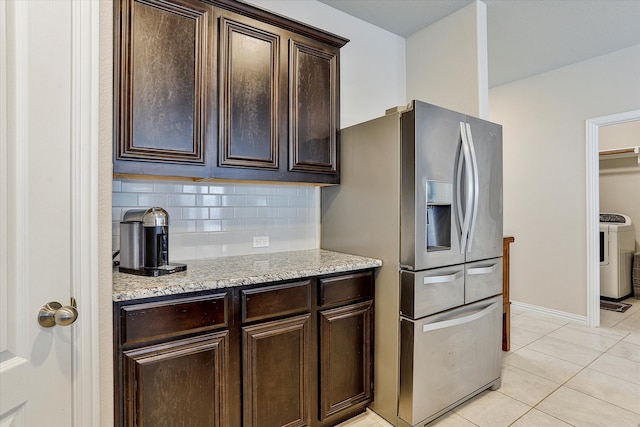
[400,266,464,319]
[398,297,502,427]
[465,257,503,304]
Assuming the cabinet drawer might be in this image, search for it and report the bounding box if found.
[120,292,229,346]
[319,271,373,308]
[241,280,311,323]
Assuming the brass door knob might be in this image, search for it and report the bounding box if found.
[38,297,78,327]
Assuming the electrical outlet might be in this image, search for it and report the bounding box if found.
[253,236,269,248]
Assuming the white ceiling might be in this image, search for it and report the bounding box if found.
[316,0,640,87]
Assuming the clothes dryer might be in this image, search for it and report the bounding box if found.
[600,213,635,300]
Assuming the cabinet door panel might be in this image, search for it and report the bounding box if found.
[122,331,229,427]
[289,40,338,176]
[319,300,373,421]
[242,314,310,427]
[115,0,211,176]
[219,16,280,170]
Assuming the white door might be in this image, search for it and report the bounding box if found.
[0,1,99,425]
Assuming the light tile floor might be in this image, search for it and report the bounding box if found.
[339,296,640,427]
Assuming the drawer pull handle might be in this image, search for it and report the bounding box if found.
[422,301,498,333]
[423,271,463,285]
[467,264,497,275]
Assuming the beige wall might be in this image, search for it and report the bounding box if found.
[600,120,640,251]
[599,120,640,151]
[248,0,407,125]
[490,44,640,317]
[406,1,488,118]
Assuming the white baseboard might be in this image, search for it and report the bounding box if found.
[511,301,587,325]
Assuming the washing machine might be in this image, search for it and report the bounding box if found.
[600,213,635,300]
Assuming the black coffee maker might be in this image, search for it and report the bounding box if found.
[119,207,186,276]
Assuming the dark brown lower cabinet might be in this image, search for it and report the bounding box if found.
[242,314,311,427]
[319,301,373,421]
[114,269,375,427]
[123,332,229,427]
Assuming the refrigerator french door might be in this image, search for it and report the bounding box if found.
[400,101,502,271]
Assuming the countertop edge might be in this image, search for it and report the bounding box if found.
[112,249,382,302]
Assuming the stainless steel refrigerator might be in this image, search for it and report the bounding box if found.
[322,100,503,427]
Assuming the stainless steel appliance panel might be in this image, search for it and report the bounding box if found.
[400,102,466,271]
[463,116,503,263]
[465,257,503,304]
[400,266,465,319]
[398,296,502,426]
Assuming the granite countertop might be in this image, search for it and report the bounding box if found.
[113,249,382,302]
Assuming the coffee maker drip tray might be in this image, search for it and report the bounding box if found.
[119,262,187,277]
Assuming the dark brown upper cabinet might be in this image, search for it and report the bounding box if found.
[114,0,348,184]
[217,13,282,172]
[289,39,339,177]
[114,0,215,178]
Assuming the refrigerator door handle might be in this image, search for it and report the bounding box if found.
[456,135,465,245]
[467,263,497,275]
[465,123,480,253]
[422,300,499,332]
[458,122,473,254]
[423,270,463,285]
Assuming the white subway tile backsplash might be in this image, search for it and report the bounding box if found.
[121,181,155,193]
[112,192,139,207]
[255,185,279,195]
[154,182,184,193]
[170,194,197,206]
[278,207,298,218]
[165,207,183,221]
[221,219,246,232]
[256,207,279,218]
[209,184,234,194]
[196,220,222,232]
[246,195,268,207]
[245,218,268,229]
[171,220,197,233]
[197,195,221,207]
[138,194,170,207]
[277,186,298,196]
[209,207,234,219]
[183,184,209,194]
[171,246,197,262]
[267,195,288,206]
[182,207,209,220]
[112,179,320,260]
[234,207,258,219]
[195,245,222,259]
[221,195,247,207]
[234,184,257,195]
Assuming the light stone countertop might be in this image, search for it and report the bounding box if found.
[113,249,382,302]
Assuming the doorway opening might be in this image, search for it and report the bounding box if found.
[585,109,640,327]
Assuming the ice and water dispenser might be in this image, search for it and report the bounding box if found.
[426,181,452,251]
